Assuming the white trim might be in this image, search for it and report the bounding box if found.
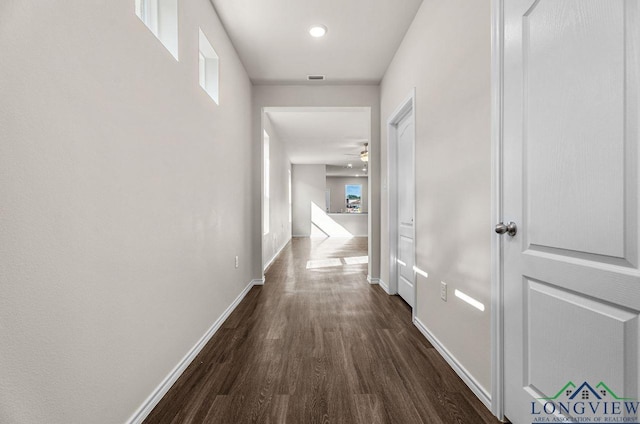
[262,129,270,235]
[252,278,265,286]
[490,0,505,420]
[126,279,261,424]
[365,106,373,289]
[260,109,267,270]
[263,238,291,273]
[367,275,380,285]
[413,317,492,410]
[378,279,391,294]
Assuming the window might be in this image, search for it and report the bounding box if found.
[288,169,292,223]
[198,52,206,88]
[135,0,179,60]
[263,131,270,235]
[345,184,362,213]
[198,29,219,104]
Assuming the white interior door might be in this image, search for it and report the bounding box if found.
[502,1,640,423]
[325,188,331,212]
[396,111,415,307]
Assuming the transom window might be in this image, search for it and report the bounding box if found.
[198,29,220,104]
[134,0,179,60]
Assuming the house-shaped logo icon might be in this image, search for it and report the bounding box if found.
[568,382,602,401]
[539,381,634,401]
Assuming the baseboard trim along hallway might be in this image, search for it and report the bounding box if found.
[366,275,380,284]
[413,317,492,410]
[378,278,391,294]
[126,279,264,424]
[264,239,291,273]
[142,238,500,423]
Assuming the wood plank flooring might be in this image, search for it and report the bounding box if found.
[144,237,500,424]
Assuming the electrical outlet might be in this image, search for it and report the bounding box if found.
[235,256,239,269]
[440,281,447,301]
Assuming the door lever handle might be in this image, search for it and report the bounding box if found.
[495,222,517,236]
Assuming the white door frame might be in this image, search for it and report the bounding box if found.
[387,88,417,319]
[490,0,505,420]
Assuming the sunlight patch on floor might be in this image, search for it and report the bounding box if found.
[306,256,369,269]
[306,258,343,269]
[343,256,368,265]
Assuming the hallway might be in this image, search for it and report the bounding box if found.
[144,238,499,424]
[4,1,640,422]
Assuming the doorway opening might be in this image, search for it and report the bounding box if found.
[260,107,372,278]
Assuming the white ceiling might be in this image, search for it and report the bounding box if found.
[265,107,370,177]
[326,165,369,178]
[210,0,424,84]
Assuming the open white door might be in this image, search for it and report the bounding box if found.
[396,111,415,307]
[388,93,416,309]
[501,1,640,423]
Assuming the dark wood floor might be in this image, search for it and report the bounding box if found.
[144,237,499,424]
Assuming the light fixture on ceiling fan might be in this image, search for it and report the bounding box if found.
[360,143,368,162]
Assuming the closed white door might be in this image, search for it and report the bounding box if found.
[502,1,640,423]
[396,111,415,307]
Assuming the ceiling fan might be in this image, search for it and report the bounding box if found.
[343,142,369,162]
[360,143,368,162]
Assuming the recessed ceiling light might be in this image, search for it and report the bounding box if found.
[309,25,327,38]
[347,163,352,168]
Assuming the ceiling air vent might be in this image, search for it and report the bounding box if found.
[307,75,325,81]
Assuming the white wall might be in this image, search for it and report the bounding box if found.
[262,115,292,270]
[0,1,257,423]
[253,86,380,278]
[380,0,492,395]
[326,176,369,214]
[326,214,368,237]
[292,165,327,237]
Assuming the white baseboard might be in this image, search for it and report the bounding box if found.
[126,279,261,424]
[252,278,265,286]
[378,279,391,294]
[263,238,290,273]
[413,317,492,410]
[367,275,380,285]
